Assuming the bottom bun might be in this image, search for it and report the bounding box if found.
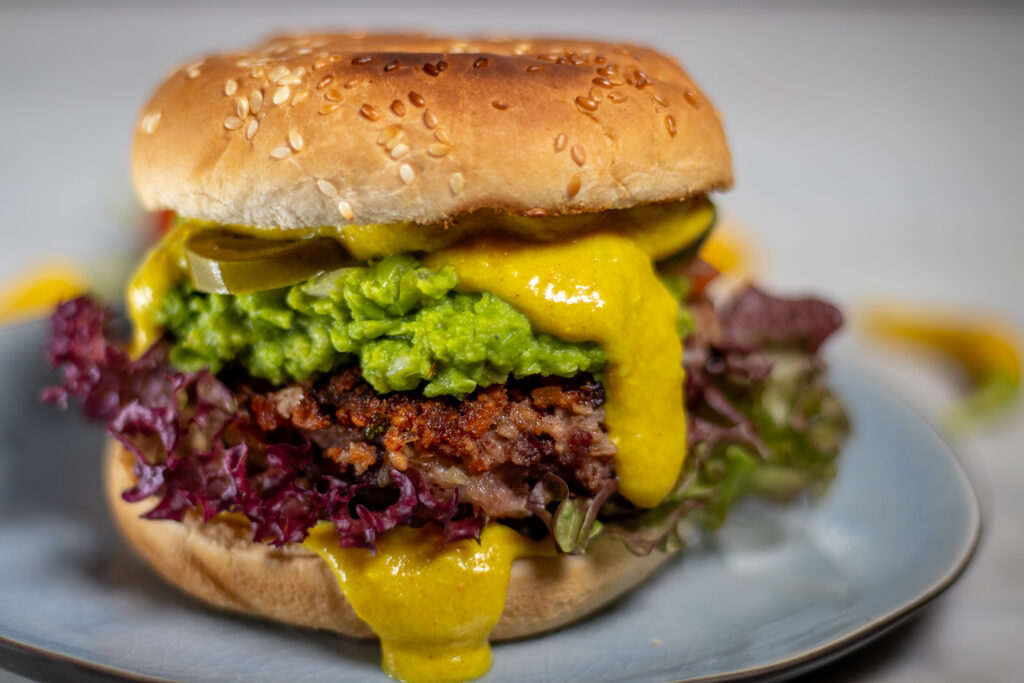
[105,439,673,640]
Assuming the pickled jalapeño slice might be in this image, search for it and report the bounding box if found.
[185,231,351,294]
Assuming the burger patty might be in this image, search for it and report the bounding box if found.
[241,368,616,518]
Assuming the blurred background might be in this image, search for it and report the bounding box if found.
[1,1,1021,681]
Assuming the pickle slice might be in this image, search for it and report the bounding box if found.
[185,231,351,294]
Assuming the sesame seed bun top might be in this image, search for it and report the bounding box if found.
[132,33,733,229]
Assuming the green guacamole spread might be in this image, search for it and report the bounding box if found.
[156,255,606,396]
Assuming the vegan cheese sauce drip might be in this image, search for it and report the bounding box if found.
[302,522,537,683]
[426,233,686,508]
[125,199,713,353]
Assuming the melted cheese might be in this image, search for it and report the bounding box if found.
[303,522,540,683]
[125,198,713,352]
[427,234,685,508]
[127,220,199,353]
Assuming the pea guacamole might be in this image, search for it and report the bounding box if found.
[156,255,606,397]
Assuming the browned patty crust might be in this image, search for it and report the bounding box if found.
[240,369,616,518]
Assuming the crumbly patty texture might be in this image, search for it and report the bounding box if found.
[133,34,732,227]
[243,369,615,518]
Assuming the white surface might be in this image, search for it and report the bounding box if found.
[1,2,1021,681]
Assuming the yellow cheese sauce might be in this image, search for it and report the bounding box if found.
[127,220,199,352]
[126,199,712,352]
[427,234,685,508]
[0,260,89,325]
[303,522,541,683]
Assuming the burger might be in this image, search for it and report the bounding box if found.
[44,34,849,683]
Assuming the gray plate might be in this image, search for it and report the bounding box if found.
[0,320,980,683]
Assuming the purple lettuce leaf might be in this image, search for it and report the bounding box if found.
[43,296,484,551]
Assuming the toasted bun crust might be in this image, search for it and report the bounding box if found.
[105,440,672,640]
[133,33,732,229]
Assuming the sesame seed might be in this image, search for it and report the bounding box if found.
[225,79,238,96]
[338,200,354,221]
[273,86,291,105]
[683,89,700,108]
[538,54,560,63]
[318,102,340,115]
[140,111,161,134]
[317,179,338,197]
[377,125,404,147]
[571,144,586,166]
[292,66,306,79]
[313,58,329,70]
[665,115,677,137]
[251,66,266,79]
[589,87,604,102]
[390,143,410,159]
[423,110,438,129]
[390,99,406,117]
[360,104,381,121]
[567,173,581,198]
[344,77,362,89]
[434,127,451,144]
[594,55,607,65]
[491,101,508,110]
[224,116,244,130]
[270,146,292,159]
[473,57,489,68]
[526,64,545,73]
[351,55,373,65]
[525,208,547,218]
[575,96,598,112]
[236,96,249,119]
[316,75,334,90]
[408,91,426,108]
[423,62,439,77]
[324,87,343,102]
[291,89,309,106]
[246,118,259,139]
[437,60,448,72]
[608,91,627,104]
[592,77,614,89]
[268,65,290,83]
[428,142,451,157]
[399,163,415,185]
[449,172,465,194]
[250,90,264,114]
[384,60,400,72]
[186,66,201,79]
[653,93,668,107]
[554,134,567,152]
[513,42,531,55]
[289,130,304,150]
